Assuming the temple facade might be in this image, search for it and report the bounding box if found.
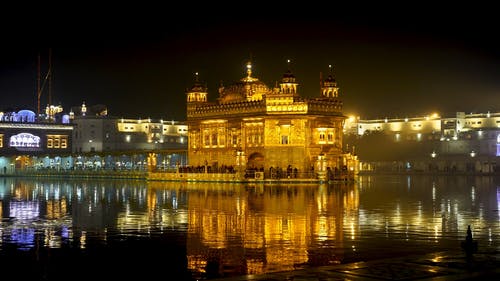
[186,62,357,178]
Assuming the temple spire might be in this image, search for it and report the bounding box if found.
[280,59,298,95]
[186,71,208,104]
[246,61,252,78]
[320,64,339,98]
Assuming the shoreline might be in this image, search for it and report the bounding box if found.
[0,170,356,184]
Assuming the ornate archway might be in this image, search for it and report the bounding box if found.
[247,152,265,169]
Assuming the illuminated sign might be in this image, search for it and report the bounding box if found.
[9,133,41,148]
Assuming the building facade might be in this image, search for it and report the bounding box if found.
[0,105,188,174]
[186,62,357,178]
[70,105,188,171]
[0,109,73,172]
[344,112,500,173]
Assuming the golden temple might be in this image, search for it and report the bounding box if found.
[186,61,358,180]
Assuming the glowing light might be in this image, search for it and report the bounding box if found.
[431,151,437,158]
[470,151,476,157]
[9,133,41,148]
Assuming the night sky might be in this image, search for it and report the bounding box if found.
[1,7,499,120]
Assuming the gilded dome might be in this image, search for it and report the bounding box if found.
[218,84,246,103]
[218,62,270,103]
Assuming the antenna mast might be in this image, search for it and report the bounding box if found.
[35,49,53,118]
[37,53,41,116]
[48,48,52,106]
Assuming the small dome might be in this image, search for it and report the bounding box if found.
[186,73,207,93]
[219,89,245,103]
[323,74,337,87]
[187,81,207,93]
[282,69,296,83]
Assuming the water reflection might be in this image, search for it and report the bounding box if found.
[0,176,499,280]
[180,182,358,278]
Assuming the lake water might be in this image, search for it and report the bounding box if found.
[0,175,499,280]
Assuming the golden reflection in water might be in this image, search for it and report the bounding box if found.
[46,197,67,220]
[13,181,31,200]
[80,230,86,249]
[146,181,359,277]
[44,228,62,248]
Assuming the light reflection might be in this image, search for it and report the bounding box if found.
[11,228,35,250]
[80,230,86,249]
[10,200,39,220]
[489,228,492,244]
[0,176,498,279]
[432,182,436,201]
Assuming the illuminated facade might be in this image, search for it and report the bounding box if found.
[186,63,354,177]
[344,111,500,173]
[0,109,73,171]
[0,104,188,173]
[71,108,188,170]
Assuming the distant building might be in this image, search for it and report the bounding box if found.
[0,103,188,173]
[344,112,500,173]
[186,62,357,178]
[70,103,188,170]
[0,108,73,172]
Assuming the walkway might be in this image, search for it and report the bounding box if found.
[211,250,500,280]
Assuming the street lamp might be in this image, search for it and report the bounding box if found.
[431,151,437,158]
[470,151,476,157]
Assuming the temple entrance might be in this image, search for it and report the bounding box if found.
[15,155,32,169]
[247,152,265,170]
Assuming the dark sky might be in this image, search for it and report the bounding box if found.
[1,7,499,120]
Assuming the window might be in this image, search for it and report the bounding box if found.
[47,135,69,149]
[319,133,325,141]
[281,135,288,144]
[61,138,67,148]
[212,134,218,145]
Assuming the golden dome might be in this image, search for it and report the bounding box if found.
[218,62,270,103]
